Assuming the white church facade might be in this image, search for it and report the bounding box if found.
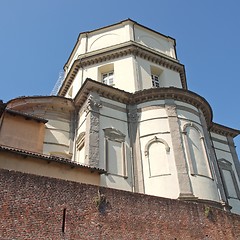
[1,19,240,214]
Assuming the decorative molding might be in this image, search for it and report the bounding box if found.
[210,123,240,138]
[182,122,203,137]
[84,92,102,114]
[7,96,75,114]
[103,128,126,143]
[165,105,177,117]
[127,108,139,122]
[58,41,187,96]
[182,122,212,178]
[144,136,170,157]
[74,79,214,128]
[84,92,101,167]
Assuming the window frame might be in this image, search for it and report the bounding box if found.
[151,74,160,88]
[102,71,114,86]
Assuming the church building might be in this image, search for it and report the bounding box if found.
[1,19,240,215]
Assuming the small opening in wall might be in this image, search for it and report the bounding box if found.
[62,208,66,233]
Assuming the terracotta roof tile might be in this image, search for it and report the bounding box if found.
[0,144,106,174]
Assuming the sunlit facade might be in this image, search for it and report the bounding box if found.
[1,19,240,214]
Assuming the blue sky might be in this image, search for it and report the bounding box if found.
[0,0,239,155]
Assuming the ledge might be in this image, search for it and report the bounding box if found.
[0,144,106,174]
[58,41,187,96]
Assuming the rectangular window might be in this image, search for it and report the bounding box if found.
[151,74,160,88]
[102,71,114,86]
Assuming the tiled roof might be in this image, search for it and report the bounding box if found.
[0,144,106,174]
[5,108,48,123]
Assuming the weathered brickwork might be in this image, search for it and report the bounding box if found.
[0,169,240,240]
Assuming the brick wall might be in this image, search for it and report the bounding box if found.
[0,169,240,240]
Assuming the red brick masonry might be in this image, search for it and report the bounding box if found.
[0,169,239,240]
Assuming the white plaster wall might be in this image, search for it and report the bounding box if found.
[177,110,201,125]
[100,104,127,122]
[161,69,182,88]
[139,118,170,137]
[68,39,181,97]
[211,134,240,185]
[211,133,232,156]
[137,100,165,109]
[66,37,88,75]
[137,103,179,198]
[228,198,240,215]
[176,104,220,202]
[177,115,203,126]
[175,101,199,111]
[101,97,127,109]
[43,119,71,156]
[70,56,136,97]
[140,108,167,121]
[210,132,228,141]
[98,99,132,192]
[213,141,231,152]
[87,27,126,52]
[191,176,220,201]
[114,56,136,92]
[134,25,176,59]
[66,23,130,74]
[140,133,179,199]
[66,20,177,76]
[71,69,83,98]
[215,149,233,161]
[137,57,182,90]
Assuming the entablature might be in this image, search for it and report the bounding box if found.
[58,41,187,96]
[74,79,212,127]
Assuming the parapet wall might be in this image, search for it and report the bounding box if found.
[0,169,240,240]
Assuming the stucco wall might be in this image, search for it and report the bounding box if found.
[0,169,240,240]
[98,97,133,192]
[176,101,220,203]
[211,132,240,214]
[0,152,100,186]
[138,100,179,199]
[0,113,45,153]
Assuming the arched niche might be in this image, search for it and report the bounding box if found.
[182,123,212,178]
[144,136,170,177]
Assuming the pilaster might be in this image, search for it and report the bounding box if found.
[199,111,228,205]
[127,105,144,193]
[165,99,196,199]
[84,92,102,167]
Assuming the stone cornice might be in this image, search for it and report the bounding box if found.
[0,144,106,174]
[210,123,240,138]
[74,79,213,127]
[58,41,187,96]
[6,96,75,114]
[64,18,176,71]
